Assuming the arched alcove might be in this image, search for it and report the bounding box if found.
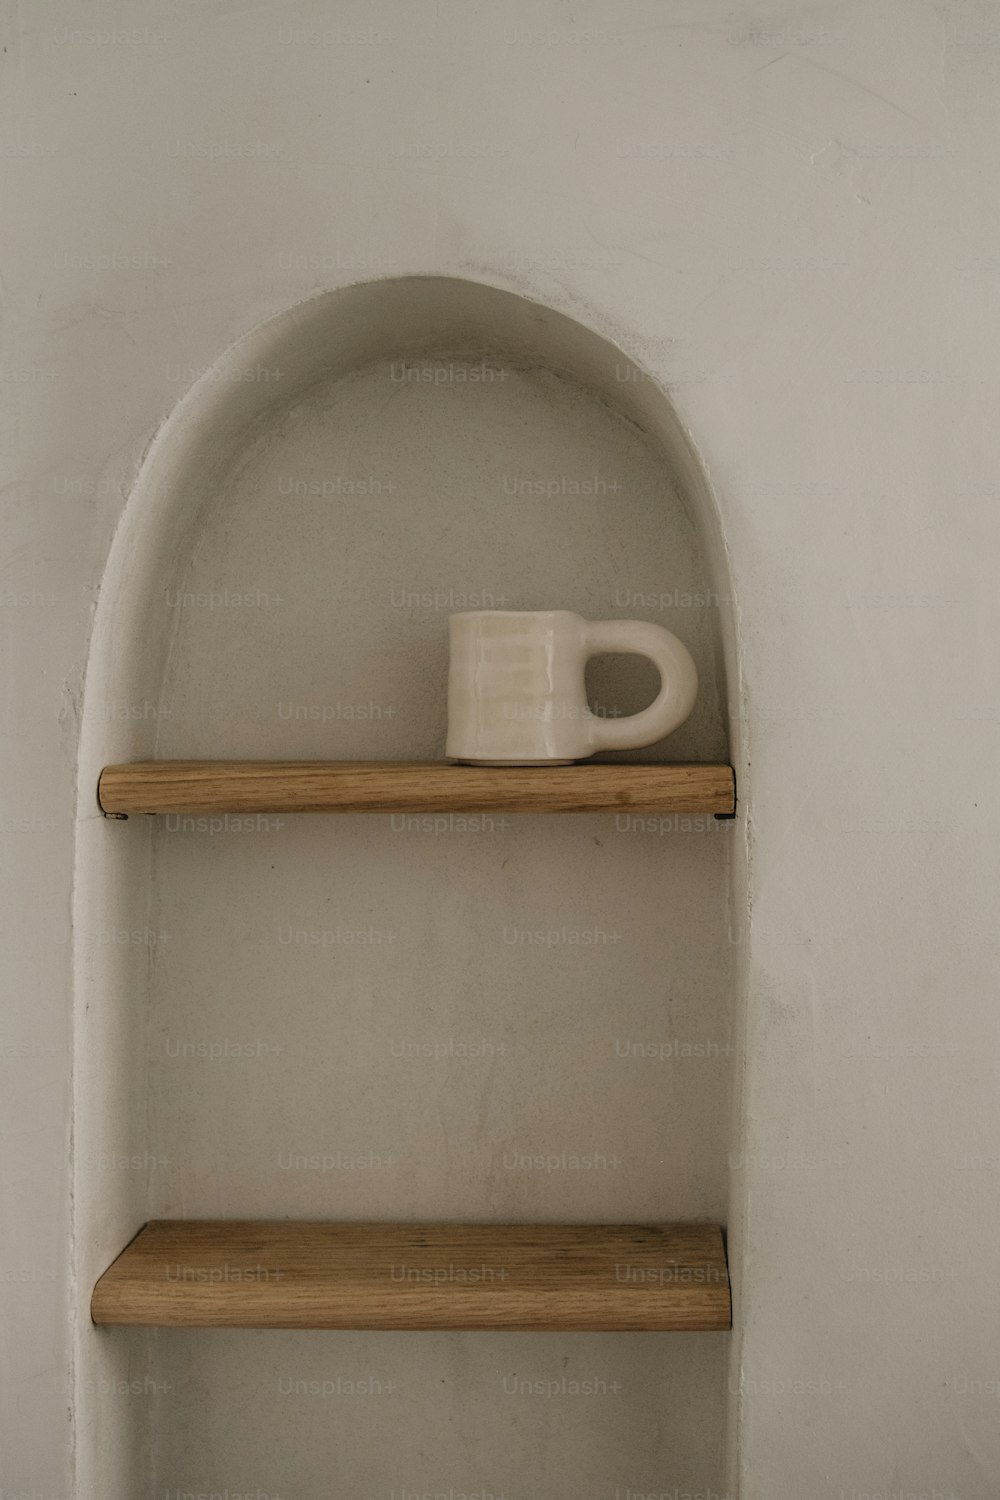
[73,277,745,1499]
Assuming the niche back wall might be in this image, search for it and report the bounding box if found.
[75,279,739,1499]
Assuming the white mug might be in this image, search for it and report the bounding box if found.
[446,609,698,764]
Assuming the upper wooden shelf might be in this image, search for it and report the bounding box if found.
[98,760,735,817]
[91,1220,731,1332]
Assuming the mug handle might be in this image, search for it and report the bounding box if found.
[582,619,698,752]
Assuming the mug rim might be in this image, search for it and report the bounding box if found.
[449,608,578,621]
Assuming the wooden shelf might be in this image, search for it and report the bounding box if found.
[91,1220,731,1332]
[97,760,735,817]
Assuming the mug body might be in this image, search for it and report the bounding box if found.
[446,610,591,764]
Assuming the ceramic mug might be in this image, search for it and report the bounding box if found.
[446,609,698,764]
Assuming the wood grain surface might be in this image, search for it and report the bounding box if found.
[97,760,736,816]
[91,1220,731,1331]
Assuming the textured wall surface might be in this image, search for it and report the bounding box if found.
[3,2,1000,1496]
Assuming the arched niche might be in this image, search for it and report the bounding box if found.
[73,276,744,1499]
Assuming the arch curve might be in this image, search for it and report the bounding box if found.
[79,275,738,772]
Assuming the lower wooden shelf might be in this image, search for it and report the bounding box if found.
[91,1220,731,1332]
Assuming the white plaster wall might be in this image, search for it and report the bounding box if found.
[3,2,1000,1497]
